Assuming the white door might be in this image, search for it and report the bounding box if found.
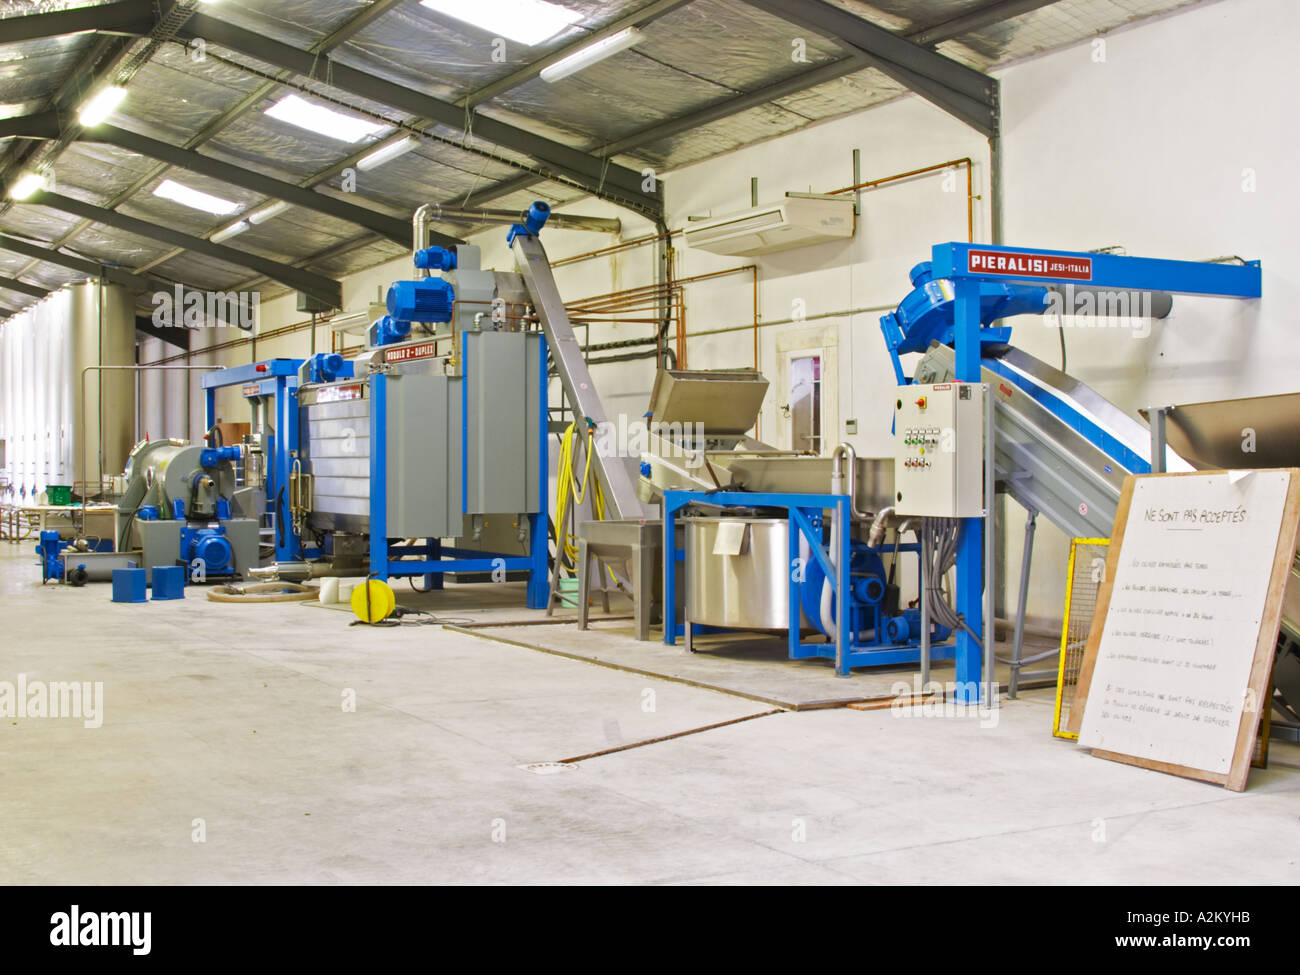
[787,350,823,454]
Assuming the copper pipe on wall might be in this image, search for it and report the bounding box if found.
[827,156,976,243]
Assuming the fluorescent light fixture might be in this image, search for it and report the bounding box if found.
[540,27,644,82]
[77,85,127,127]
[247,200,289,225]
[9,171,47,200]
[264,94,387,144]
[357,136,419,171]
[419,0,581,46]
[153,178,239,215]
[210,219,250,243]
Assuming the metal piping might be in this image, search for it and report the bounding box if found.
[421,203,622,234]
[829,442,871,520]
[867,506,896,548]
[412,203,433,278]
[79,364,221,501]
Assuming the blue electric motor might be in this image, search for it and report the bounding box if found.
[183,526,233,576]
[386,276,454,323]
[507,201,551,245]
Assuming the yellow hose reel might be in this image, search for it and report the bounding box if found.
[351,579,396,623]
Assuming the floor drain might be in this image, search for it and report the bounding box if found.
[517,762,578,775]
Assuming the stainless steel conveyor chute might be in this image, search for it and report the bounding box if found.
[913,341,1192,541]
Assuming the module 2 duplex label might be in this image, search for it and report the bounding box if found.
[313,383,364,403]
[384,341,439,363]
[968,249,1093,281]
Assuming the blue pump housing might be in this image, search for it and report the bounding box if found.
[386,276,454,323]
[879,260,1049,383]
[799,540,953,650]
[36,530,67,582]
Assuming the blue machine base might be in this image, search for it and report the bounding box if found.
[792,639,956,668]
[378,542,549,610]
[670,622,957,670]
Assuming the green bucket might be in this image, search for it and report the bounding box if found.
[46,485,73,506]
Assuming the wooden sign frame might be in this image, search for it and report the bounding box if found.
[1066,469,1300,791]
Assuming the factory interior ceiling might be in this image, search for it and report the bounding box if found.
[0,0,1196,328]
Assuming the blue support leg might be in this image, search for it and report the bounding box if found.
[788,507,801,661]
[663,492,681,645]
[952,276,984,702]
[369,370,388,582]
[527,333,549,610]
[526,512,548,609]
[836,496,851,677]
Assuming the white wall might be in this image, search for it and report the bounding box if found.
[137,0,1295,624]
[994,0,1297,622]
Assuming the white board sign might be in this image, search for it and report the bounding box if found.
[1078,470,1292,775]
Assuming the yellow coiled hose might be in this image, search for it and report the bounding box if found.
[554,420,606,570]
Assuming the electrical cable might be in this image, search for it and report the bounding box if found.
[921,516,983,649]
[275,487,286,550]
[348,606,475,628]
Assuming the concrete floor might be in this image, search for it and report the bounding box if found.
[2,546,1296,885]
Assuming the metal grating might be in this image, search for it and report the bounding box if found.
[1052,536,1110,739]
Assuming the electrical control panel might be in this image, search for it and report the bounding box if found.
[893,382,985,517]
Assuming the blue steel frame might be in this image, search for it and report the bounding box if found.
[661,490,955,676]
[367,332,550,610]
[201,359,304,563]
[909,242,1262,702]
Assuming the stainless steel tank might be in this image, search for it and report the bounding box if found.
[684,515,791,630]
[72,281,136,493]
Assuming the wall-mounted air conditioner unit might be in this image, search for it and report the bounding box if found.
[683,195,855,257]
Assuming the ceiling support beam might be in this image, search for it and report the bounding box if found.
[171,11,662,215]
[135,314,190,349]
[597,55,867,157]
[460,0,696,109]
[739,0,999,136]
[25,191,342,309]
[0,112,446,247]
[0,232,164,293]
[908,0,1063,47]
[0,0,155,44]
[91,123,440,247]
[0,275,48,299]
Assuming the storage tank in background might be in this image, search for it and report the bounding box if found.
[0,281,136,502]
